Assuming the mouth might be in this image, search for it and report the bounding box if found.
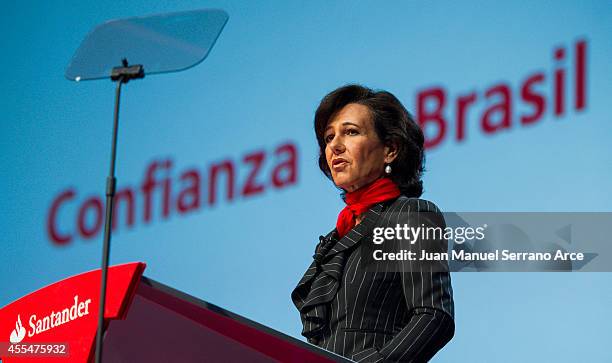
[332,158,348,170]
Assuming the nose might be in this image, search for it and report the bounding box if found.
[328,134,345,154]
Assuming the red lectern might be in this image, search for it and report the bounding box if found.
[0,262,351,362]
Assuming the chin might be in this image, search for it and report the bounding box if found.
[336,182,358,192]
[333,181,349,190]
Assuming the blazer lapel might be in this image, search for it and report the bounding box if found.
[294,202,385,289]
[325,202,384,258]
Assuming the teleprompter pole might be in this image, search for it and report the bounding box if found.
[94,59,143,363]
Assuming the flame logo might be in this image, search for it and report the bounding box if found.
[9,314,26,343]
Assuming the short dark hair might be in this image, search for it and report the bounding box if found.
[314,84,425,197]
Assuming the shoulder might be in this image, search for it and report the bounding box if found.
[385,195,443,214]
[378,196,445,229]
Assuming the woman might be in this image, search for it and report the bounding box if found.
[291,85,454,362]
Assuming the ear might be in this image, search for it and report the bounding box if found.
[383,141,399,164]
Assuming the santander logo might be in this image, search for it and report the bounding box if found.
[9,314,26,343]
[7,295,92,343]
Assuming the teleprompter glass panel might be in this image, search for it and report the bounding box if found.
[65,9,228,81]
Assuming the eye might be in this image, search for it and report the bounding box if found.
[324,134,334,143]
[346,128,359,136]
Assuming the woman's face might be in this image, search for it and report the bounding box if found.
[324,103,395,192]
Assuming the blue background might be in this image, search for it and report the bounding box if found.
[1,1,611,362]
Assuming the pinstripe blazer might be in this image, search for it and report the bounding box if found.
[291,196,454,363]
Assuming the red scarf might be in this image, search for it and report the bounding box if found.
[336,177,400,239]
